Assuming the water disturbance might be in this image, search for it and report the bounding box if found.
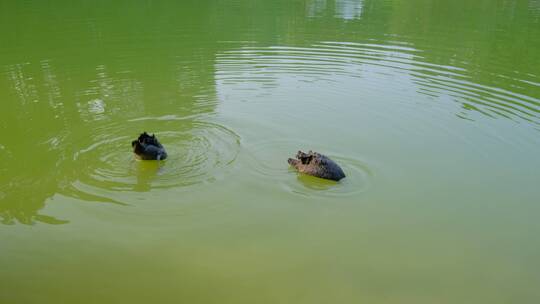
[1,0,539,303]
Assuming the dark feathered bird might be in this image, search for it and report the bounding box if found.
[131,132,167,160]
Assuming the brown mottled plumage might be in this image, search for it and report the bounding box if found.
[288,150,345,181]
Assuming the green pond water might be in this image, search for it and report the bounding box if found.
[1,0,540,303]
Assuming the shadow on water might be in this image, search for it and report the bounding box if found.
[0,0,539,224]
[133,161,162,193]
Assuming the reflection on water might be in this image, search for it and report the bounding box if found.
[532,0,540,20]
[0,178,69,225]
[133,160,162,193]
[5,63,39,105]
[307,0,364,20]
[295,173,338,191]
[335,0,363,20]
[40,60,63,110]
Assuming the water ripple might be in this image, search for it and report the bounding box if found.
[245,139,374,199]
[215,41,540,126]
[64,117,240,204]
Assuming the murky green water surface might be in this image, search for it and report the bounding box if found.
[1,0,540,303]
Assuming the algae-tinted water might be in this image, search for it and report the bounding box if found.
[1,0,540,303]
